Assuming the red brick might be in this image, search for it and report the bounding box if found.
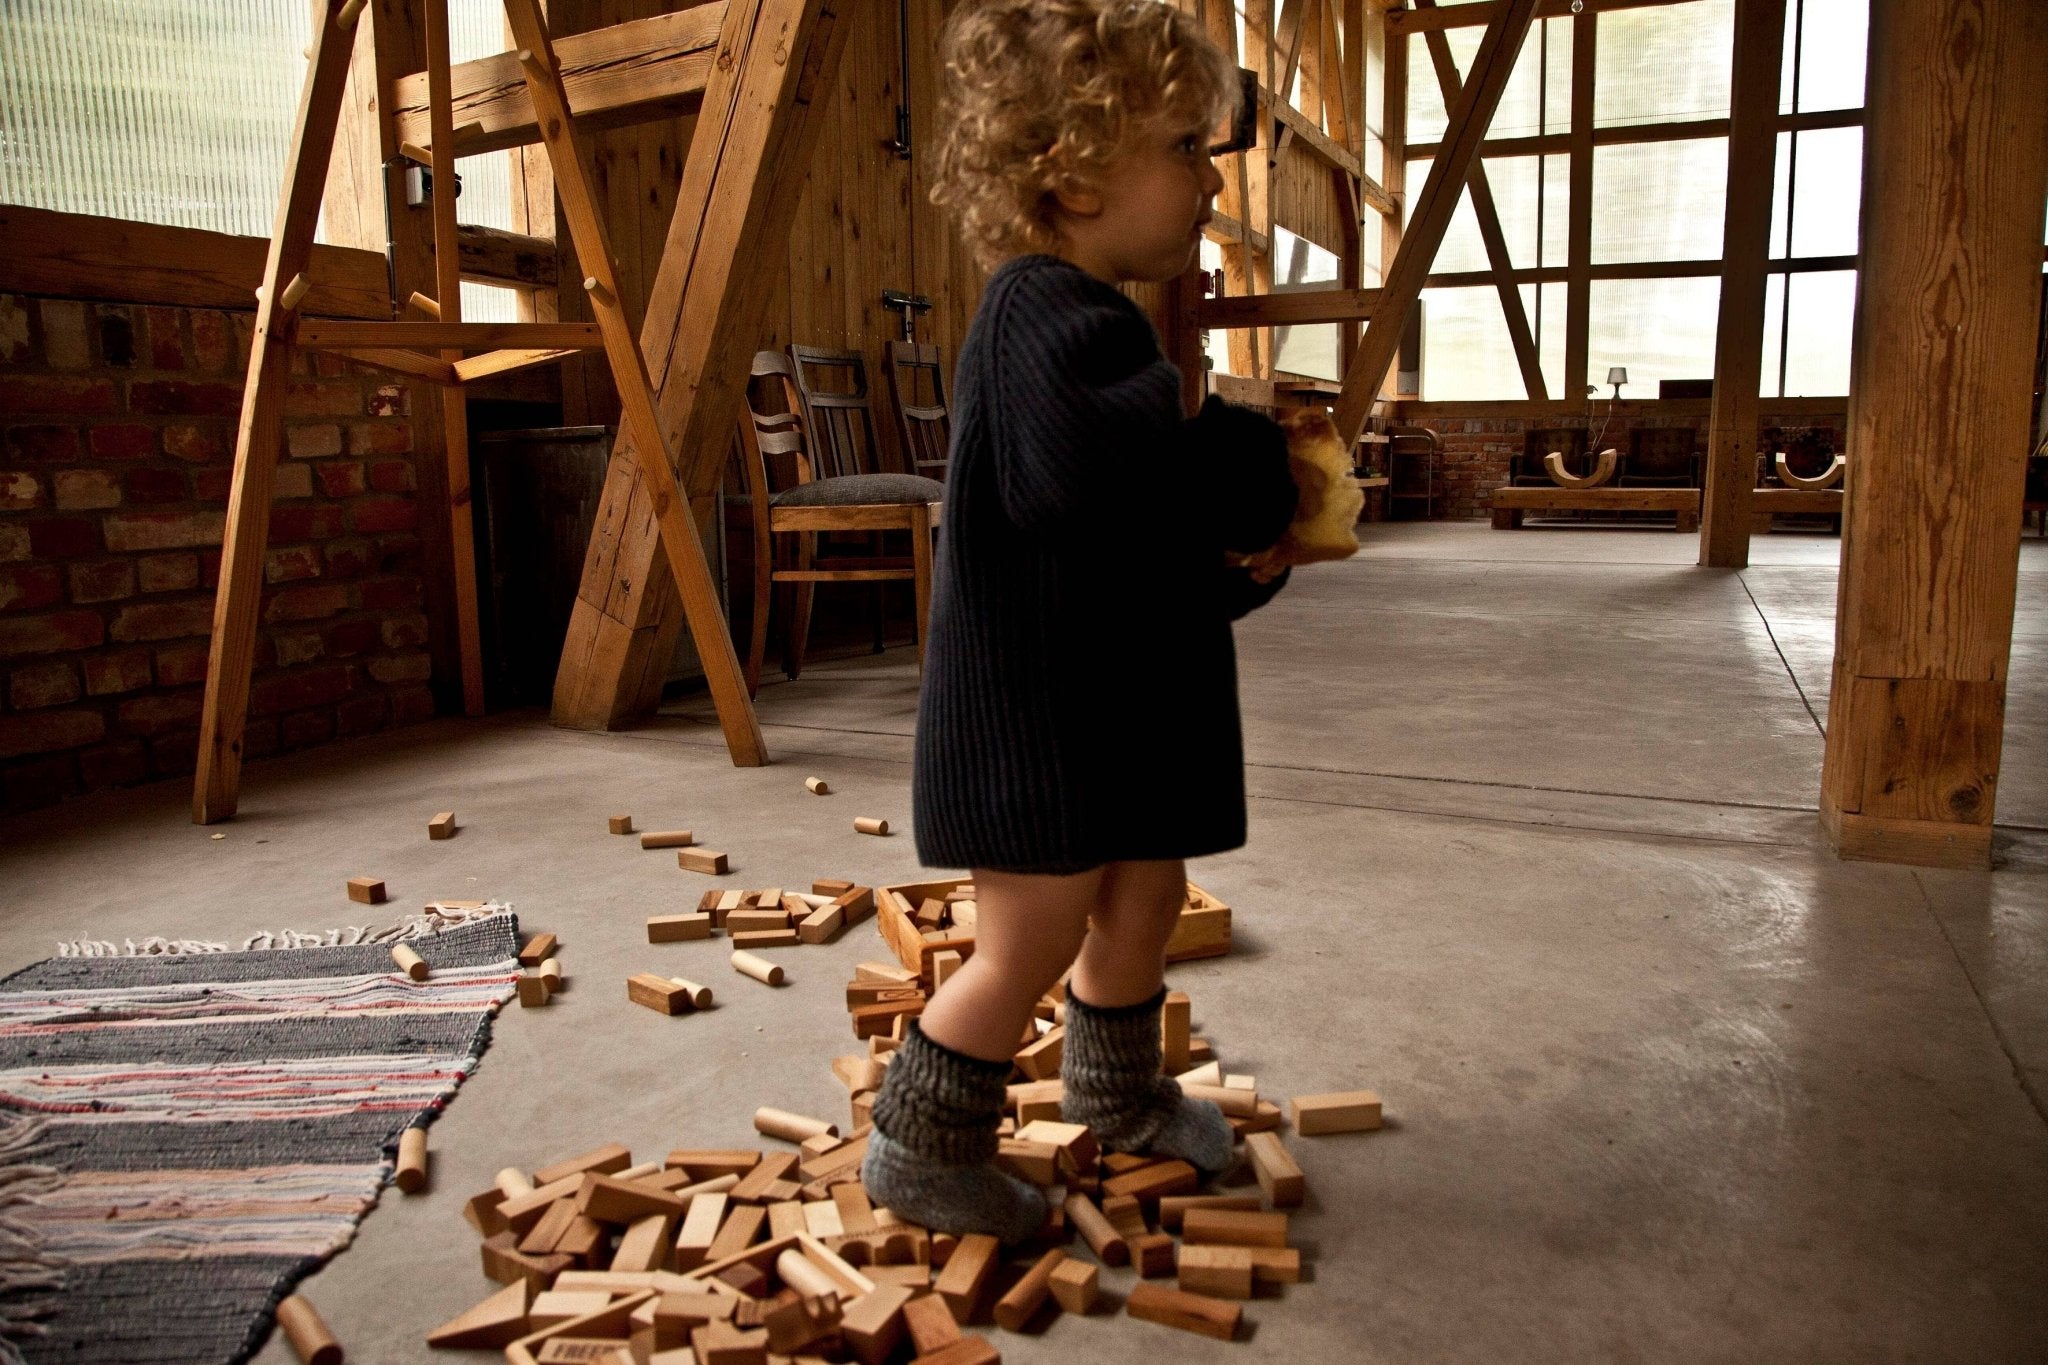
[269,505,345,543]
[27,518,99,559]
[162,424,228,464]
[1,377,116,415]
[390,684,436,725]
[351,497,417,534]
[91,424,159,461]
[367,384,408,418]
[368,652,432,685]
[280,707,336,750]
[53,468,121,510]
[0,564,64,613]
[366,459,417,493]
[67,560,135,605]
[191,311,233,372]
[321,539,374,579]
[249,662,354,717]
[322,618,379,657]
[264,584,350,623]
[359,577,421,611]
[151,644,209,688]
[191,468,234,502]
[0,753,76,811]
[148,729,200,777]
[86,649,155,695]
[109,599,213,643]
[137,553,199,594]
[8,661,80,709]
[0,708,106,759]
[373,535,421,574]
[77,738,149,790]
[286,424,343,459]
[116,692,204,736]
[0,526,25,563]
[1,471,42,511]
[349,421,412,456]
[103,511,225,552]
[39,300,89,368]
[128,380,242,418]
[315,461,366,498]
[379,612,430,649]
[272,462,313,501]
[285,379,362,417]
[146,308,186,369]
[6,426,81,463]
[265,546,322,583]
[273,630,324,666]
[0,296,29,365]
[336,691,389,736]
[0,610,104,659]
[125,468,188,504]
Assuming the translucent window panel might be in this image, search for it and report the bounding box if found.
[1586,276,1721,396]
[1417,286,1525,400]
[1404,17,1568,146]
[0,0,314,237]
[1781,0,1868,114]
[1790,127,1860,258]
[461,282,522,324]
[1590,139,1727,264]
[1405,27,1480,147]
[1533,281,1569,399]
[1761,271,1788,396]
[1272,226,1343,382]
[1781,269,1854,396]
[1200,236,1233,376]
[1483,154,1571,271]
[1402,157,1490,274]
[1593,0,1735,129]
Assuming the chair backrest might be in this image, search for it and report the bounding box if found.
[789,344,891,479]
[887,340,952,480]
[1625,426,1701,483]
[1516,427,1585,481]
[736,350,814,504]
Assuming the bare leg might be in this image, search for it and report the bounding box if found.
[1071,857,1187,1008]
[918,864,1101,1062]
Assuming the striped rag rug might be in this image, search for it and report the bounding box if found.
[0,908,521,1364]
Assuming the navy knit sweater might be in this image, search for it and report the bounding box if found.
[911,253,1299,874]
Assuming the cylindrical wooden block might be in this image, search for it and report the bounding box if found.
[639,830,694,849]
[776,1248,841,1299]
[994,1248,1066,1330]
[390,944,428,982]
[1063,1193,1129,1267]
[805,776,830,794]
[494,1167,534,1200]
[1179,1082,1256,1117]
[394,1126,428,1193]
[616,1161,661,1182]
[853,817,889,836]
[754,1107,838,1143]
[608,814,634,835]
[275,1294,343,1365]
[731,951,784,986]
[538,957,563,990]
[668,978,713,1008]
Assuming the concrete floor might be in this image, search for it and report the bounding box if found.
[3,522,2044,1363]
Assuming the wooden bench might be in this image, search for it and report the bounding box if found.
[1490,486,1700,531]
[1750,486,1844,533]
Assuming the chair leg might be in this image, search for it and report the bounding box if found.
[910,505,933,673]
[745,527,773,699]
[787,532,816,682]
[869,531,886,655]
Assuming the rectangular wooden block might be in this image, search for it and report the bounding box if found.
[838,1283,912,1365]
[1291,1089,1383,1134]
[1160,991,1191,1074]
[1177,1244,1255,1299]
[1048,1256,1098,1313]
[1245,1131,1305,1208]
[576,1173,689,1225]
[995,1138,1060,1185]
[1244,1246,1303,1284]
[672,1193,727,1270]
[346,876,386,904]
[705,1203,768,1263]
[610,1213,676,1273]
[677,848,729,875]
[1101,1159,1198,1202]
[1013,1025,1063,1081]
[1130,1231,1176,1278]
[1181,1207,1289,1249]
[797,903,845,944]
[853,960,919,986]
[663,1150,759,1181]
[534,1144,634,1187]
[1125,1282,1241,1341]
[518,973,552,1008]
[1157,1194,1261,1231]
[934,1232,1000,1321]
[725,908,790,933]
[900,1291,961,1354]
[731,928,800,949]
[518,932,558,968]
[428,811,456,839]
[646,913,711,943]
[727,1152,800,1203]
[813,877,855,898]
[627,973,695,1015]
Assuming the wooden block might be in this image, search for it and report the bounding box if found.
[1188,1038,1216,1065]
[767,1200,808,1240]
[762,1292,840,1353]
[395,1125,428,1193]
[388,943,428,982]
[521,1198,582,1255]
[628,973,696,1015]
[1161,991,1191,1074]
[838,1284,911,1365]
[673,1194,728,1271]
[1048,1256,1098,1314]
[501,1175,595,1232]
[612,1213,678,1273]
[1245,1131,1305,1208]
[1125,1282,1241,1341]
[664,1151,759,1181]
[1176,1060,1221,1087]
[1223,1073,1255,1091]
[1063,1194,1127,1267]
[853,816,889,835]
[576,1174,689,1225]
[1101,1159,1198,1203]
[802,1200,844,1239]
[427,810,457,839]
[1013,1026,1063,1081]
[914,898,948,929]
[465,1186,512,1237]
[1177,1244,1255,1299]
[481,1230,572,1290]
[1157,1195,1260,1232]
[346,876,386,904]
[725,907,791,933]
[833,886,877,926]
[519,932,559,968]
[1015,1119,1097,1176]
[712,1260,769,1298]
[1230,1098,1285,1136]
[831,1183,877,1235]
[503,1290,656,1363]
[1100,1193,1147,1241]
[900,1291,961,1354]
[863,1263,931,1289]
[996,1139,1060,1185]
[531,1289,614,1329]
[706,1203,769,1263]
[666,979,713,1008]
[754,1108,837,1144]
[688,1319,768,1365]
[647,914,711,943]
[427,1279,533,1348]
[1243,1246,1303,1284]
[1007,1080,1063,1124]
[1291,1089,1383,1134]
[731,928,800,949]
[678,848,729,875]
[728,1153,800,1203]
[796,1134,868,1183]
[1181,1207,1288,1248]
[1180,1082,1256,1118]
[275,1294,342,1365]
[991,1247,1065,1330]
[539,957,564,992]
[534,1145,634,1189]
[640,830,694,849]
[1131,1231,1176,1278]
[851,998,923,1039]
[537,1342,632,1364]
[913,1340,1001,1365]
[805,776,830,794]
[854,961,919,986]
[934,1233,999,1321]
[609,815,634,835]
[931,948,963,990]
[797,902,845,944]
[730,951,784,986]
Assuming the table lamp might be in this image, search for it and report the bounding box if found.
[1606,366,1628,400]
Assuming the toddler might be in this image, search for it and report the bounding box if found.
[860,0,1302,1241]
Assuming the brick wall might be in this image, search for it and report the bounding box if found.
[1,293,436,813]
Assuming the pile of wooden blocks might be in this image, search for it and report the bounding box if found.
[647,881,878,954]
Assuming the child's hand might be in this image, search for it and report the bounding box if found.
[1229,408,1363,581]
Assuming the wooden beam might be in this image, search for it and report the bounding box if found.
[452,347,584,383]
[0,205,387,317]
[1561,6,1595,406]
[1818,0,2047,869]
[1697,0,1785,568]
[1334,0,1537,441]
[1194,286,1381,328]
[297,321,604,348]
[1416,0,1546,399]
[1404,105,1863,159]
[1203,210,1273,256]
[1420,253,1857,288]
[1385,0,1689,35]
[332,347,463,384]
[391,4,725,157]
[457,223,561,289]
[1380,10,1408,399]
[1257,86,1398,216]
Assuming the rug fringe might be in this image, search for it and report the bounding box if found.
[53,901,515,959]
[0,1115,68,1364]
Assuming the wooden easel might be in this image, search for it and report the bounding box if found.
[193,0,849,823]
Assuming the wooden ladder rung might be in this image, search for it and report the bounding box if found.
[451,347,586,384]
[296,320,603,350]
[333,348,461,385]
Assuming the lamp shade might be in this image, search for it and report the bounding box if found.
[1606,366,1629,386]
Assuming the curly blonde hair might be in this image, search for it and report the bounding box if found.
[930,0,1241,273]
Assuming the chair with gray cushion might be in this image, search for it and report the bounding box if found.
[738,350,944,694]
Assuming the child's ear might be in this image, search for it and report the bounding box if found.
[1050,174,1104,219]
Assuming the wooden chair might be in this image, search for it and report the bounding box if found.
[887,340,952,480]
[1617,427,1702,487]
[737,351,944,694]
[1387,424,1441,519]
[789,343,894,475]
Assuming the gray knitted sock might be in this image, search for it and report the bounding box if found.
[1061,985,1234,1174]
[862,1022,1048,1243]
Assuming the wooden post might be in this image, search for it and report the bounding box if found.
[1379,6,1406,403]
[1697,0,1786,568]
[1560,3,1594,412]
[1818,0,2048,869]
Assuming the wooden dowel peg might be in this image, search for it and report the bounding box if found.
[335,0,365,30]
[515,47,545,76]
[583,275,615,308]
[275,1294,343,1364]
[495,1167,534,1200]
[538,958,563,991]
[406,290,441,318]
[399,142,434,166]
[278,273,312,312]
[391,944,428,981]
[668,978,713,1008]
[805,777,830,795]
[754,1108,838,1143]
[776,1248,841,1299]
[396,1126,429,1193]
[853,817,889,836]
[732,951,785,986]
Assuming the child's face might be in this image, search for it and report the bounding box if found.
[1049,109,1226,286]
